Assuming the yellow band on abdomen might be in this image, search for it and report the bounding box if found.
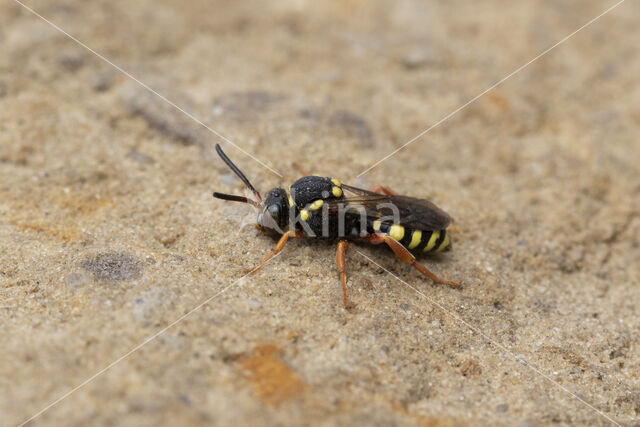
[435,231,450,252]
[424,230,440,252]
[389,225,405,241]
[408,230,422,249]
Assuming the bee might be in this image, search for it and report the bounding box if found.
[213,144,459,308]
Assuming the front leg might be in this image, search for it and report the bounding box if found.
[248,230,301,274]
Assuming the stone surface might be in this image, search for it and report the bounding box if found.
[1,1,639,426]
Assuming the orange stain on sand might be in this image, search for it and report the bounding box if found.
[10,193,114,242]
[238,344,306,407]
[15,221,80,242]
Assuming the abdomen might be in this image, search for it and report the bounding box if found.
[370,220,451,253]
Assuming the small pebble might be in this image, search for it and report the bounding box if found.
[64,272,89,289]
[127,149,155,165]
[91,73,115,92]
[497,403,509,413]
[58,52,85,71]
[178,394,191,406]
[222,174,235,185]
[401,48,437,69]
[247,299,262,308]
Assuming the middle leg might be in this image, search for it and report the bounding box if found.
[336,239,353,308]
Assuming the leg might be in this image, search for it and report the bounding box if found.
[365,233,459,286]
[372,185,397,196]
[248,230,299,274]
[292,162,310,176]
[336,240,353,309]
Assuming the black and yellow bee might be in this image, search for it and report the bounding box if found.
[213,144,459,308]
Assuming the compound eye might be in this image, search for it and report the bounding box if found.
[267,204,279,217]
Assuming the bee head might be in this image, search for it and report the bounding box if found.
[257,188,290,232]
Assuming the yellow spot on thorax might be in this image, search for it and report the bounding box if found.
[408,230,422,249]
[288,195,294,207]
[424,230,440,252]
[332,186,342,197]
[331,178,341,186]
[300,210,309,221]
[373,220,382,231]
[389,225,405,241]
[310,199,324,210]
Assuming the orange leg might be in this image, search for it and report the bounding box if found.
[292,162,310,177]
[336,240,354,309]
[365,233,459,286]
[248,230,300,274]
[372,185,397,196]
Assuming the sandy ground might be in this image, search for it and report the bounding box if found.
[1,0,639,426]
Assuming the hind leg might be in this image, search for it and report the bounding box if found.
[292,162,310,177]
[372,185,396,196]
[364,233,459,286]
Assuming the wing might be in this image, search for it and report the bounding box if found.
[325,184,453,230]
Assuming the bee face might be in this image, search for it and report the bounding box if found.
[257,188,290,232]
